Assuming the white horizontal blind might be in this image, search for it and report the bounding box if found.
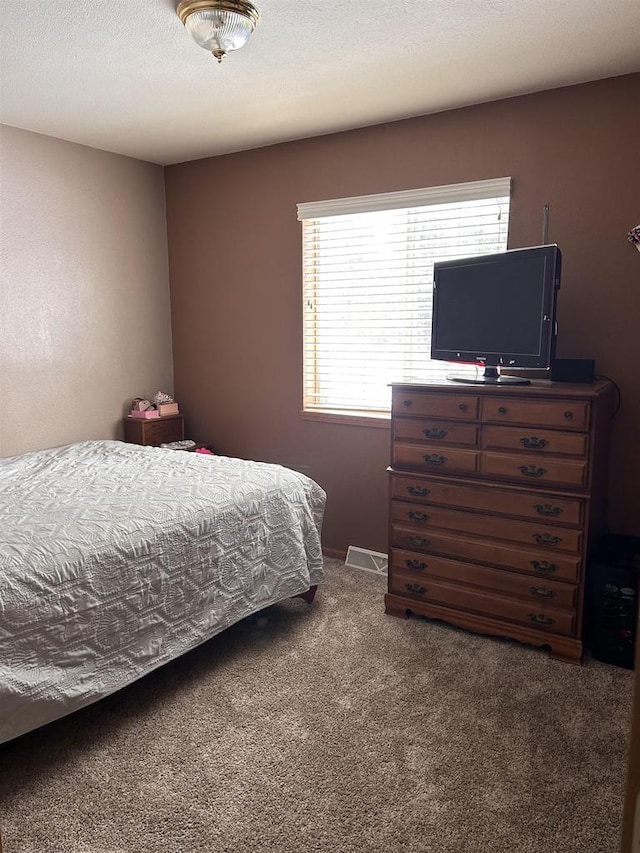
[299,178,511,416]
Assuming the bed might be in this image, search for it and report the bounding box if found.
[0,440,326,744]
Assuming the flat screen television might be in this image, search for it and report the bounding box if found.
[431,244,562,386]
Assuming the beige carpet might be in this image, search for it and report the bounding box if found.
[0,559,633,853]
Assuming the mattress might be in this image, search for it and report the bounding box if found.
[0,440,326,744]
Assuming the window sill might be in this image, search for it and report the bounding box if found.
[301,410,391,429]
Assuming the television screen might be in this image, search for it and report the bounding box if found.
[431,244,561,385]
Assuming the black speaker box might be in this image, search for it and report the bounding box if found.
[550,357,595,383]
[585,535,640,668]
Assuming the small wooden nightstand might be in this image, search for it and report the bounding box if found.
[123,414,184,447]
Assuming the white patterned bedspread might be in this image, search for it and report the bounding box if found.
[0,440,326,744]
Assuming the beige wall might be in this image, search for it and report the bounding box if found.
[165,74,640,554]
[0,126,174,456]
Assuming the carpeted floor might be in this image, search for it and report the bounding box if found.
[0,559,633,853]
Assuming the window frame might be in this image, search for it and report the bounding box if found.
[298,177,512,423]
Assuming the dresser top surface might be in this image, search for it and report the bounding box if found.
[390,378,614,400]
[124,413,183,421]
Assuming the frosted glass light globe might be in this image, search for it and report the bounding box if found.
[178,2,260,63]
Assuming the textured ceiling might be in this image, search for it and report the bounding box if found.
[1,0,639,166]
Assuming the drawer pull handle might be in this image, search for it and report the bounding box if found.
[518,465,547,478]
[520,436,549,450]
[534,503,562,517]
[498,406,507,415]
[407,536,430,548]
[423,428,448,439]
[408,511,429,523]
[530,560,559,574]
[423,454,447,465]
[407,485,430,497]
[563,411,573,420]
[458,403,467,411]
[402,399,413,407]
[405,559,428,571]
[405,583,427,595]
[528,586,555,599]
[529,614,555,626]
[533,533,562,547]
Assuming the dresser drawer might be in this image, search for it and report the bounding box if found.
[391,525,582,582]
[142,418,184,445]
[123,415,184,446]
[482,452,588,489]
[392,443,479,474]
[389,571,576,636]
[391,548,579,608]
[394,418,479,447]
[482,425,588,457]
[482,397,590,430]
[393,391,479,420]
[391,501,582,553]
[390,474,585,526]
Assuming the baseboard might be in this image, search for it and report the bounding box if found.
[322,546,347,561]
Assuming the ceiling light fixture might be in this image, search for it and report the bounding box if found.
[177,0,260,63]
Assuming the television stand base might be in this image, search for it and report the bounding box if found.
[446,373,530,386]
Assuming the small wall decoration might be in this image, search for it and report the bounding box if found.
[628,224,640,253]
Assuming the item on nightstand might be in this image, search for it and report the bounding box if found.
[152,391,179,417]
[131,398,154,412]
[157,402,180,416]
[153,390,174,405]
[129,409,160,419]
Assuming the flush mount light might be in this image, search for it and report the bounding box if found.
[177,0,260,63]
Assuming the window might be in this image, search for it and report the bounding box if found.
[298,177,511,419]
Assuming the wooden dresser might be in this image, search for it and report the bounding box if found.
[123,413,184,446]
[386,379,616,663]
